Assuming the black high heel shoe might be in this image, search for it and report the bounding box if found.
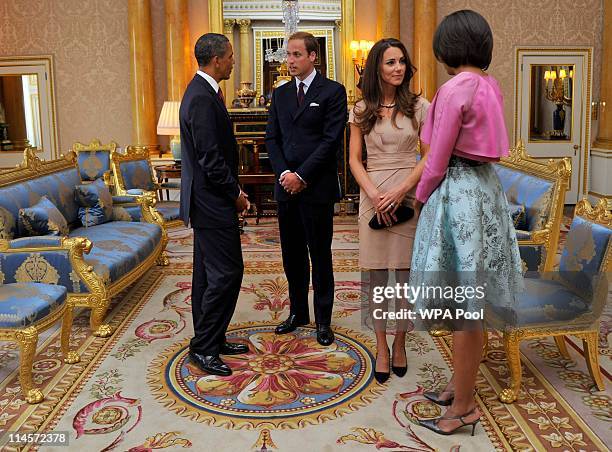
[391,345,407,377]
[374,349,390,383]
[423,390,454,406]
[418,407,480,436]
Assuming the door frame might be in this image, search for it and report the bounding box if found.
[514,47,593,204]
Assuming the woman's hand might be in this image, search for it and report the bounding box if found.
[376,184,410,215]
[368,189,394,228]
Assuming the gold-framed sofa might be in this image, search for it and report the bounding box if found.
[0,149,167,337]
[492,198,610,403]
[111,146,182,228]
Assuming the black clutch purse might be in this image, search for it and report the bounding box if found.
[369,204,414,230]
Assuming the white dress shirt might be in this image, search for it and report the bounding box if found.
[295,68,317,96]
[280,69,317,186]
[197,70,219,93]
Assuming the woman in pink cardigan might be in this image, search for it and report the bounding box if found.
[404,10,522,436]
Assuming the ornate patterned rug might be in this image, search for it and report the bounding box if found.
[0,217,609,451]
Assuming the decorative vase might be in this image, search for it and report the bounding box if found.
[237,81,257,108]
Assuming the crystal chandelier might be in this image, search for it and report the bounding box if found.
[265,0,300,64]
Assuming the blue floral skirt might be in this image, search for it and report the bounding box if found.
[409,156,524,326]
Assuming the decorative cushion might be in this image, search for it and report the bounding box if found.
[0,168,82,236]
[77,150,111,182]
[0,206,16,240]
[508,202,527,230]
[18,196,69,236]
[0,282,67,328]
[75,178,113,227]
[69,221,162,284]
[119,160,156,191]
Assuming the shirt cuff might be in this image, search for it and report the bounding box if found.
[294,172,306,185]
[280,170,291,180]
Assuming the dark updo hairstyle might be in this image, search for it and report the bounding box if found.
[433,9,493,70]
[354,38,419,135]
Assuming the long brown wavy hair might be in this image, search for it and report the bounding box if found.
[354,38,420,135]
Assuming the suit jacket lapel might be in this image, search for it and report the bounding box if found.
[293,72,323,122]
[286,79,299,120]
[194,74,231,122]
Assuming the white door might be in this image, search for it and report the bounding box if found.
[516,50,592,204]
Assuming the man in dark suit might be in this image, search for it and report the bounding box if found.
[179,33,250,376]
[265,32,347,346]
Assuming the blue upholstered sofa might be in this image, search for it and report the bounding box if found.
[493,141,571,272]
[0,149,168,337]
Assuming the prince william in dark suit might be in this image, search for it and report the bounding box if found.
[265,32,347,345]
[180,33,250,376]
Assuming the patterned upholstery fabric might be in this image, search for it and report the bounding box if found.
[0,206,16,240]
[112,205,142,222]
[112,195,139,203]
[0,249,77,290]
[119,160,156,191]
[508,202,527,230]
[494,165,554,231]
[8,236,63,249]
[19,196,69,237]
[0,282,67,328]
[0,169,81,237]
[69,222,162,284]
[493,213,611,329]
[77,151,111,182]
[75,178,113,227]
[156,202,180,221]
[492,277,589,327]
[559,216,611,298]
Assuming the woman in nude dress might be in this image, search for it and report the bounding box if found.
[349,38,429,383]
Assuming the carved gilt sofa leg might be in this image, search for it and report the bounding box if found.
[61,298,80,364]
[14,327,44,404]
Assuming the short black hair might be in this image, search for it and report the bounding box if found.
[194,33,230,67]
[433,10,493,70]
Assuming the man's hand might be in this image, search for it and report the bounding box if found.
[235,191,249,213]
[280,172,306,195]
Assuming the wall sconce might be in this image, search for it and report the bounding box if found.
[350,39,374,89]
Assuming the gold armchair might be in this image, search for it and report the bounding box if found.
[496,199,610,403]
[111,146,181,230]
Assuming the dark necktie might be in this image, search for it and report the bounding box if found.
[217,87,225,105]
[297,82,305,106]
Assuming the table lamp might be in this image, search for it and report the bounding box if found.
[157,101,181,163]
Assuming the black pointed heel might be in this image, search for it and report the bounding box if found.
[418,407,480,436]
[423,390,454,406]
[374,349,390,384]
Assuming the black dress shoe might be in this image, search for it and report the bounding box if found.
[188,351,232,376]
[316,324,334,346]
[220,341,248,355]
[275,314,308,334]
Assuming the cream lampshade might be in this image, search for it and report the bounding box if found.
[157,101,181,162]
